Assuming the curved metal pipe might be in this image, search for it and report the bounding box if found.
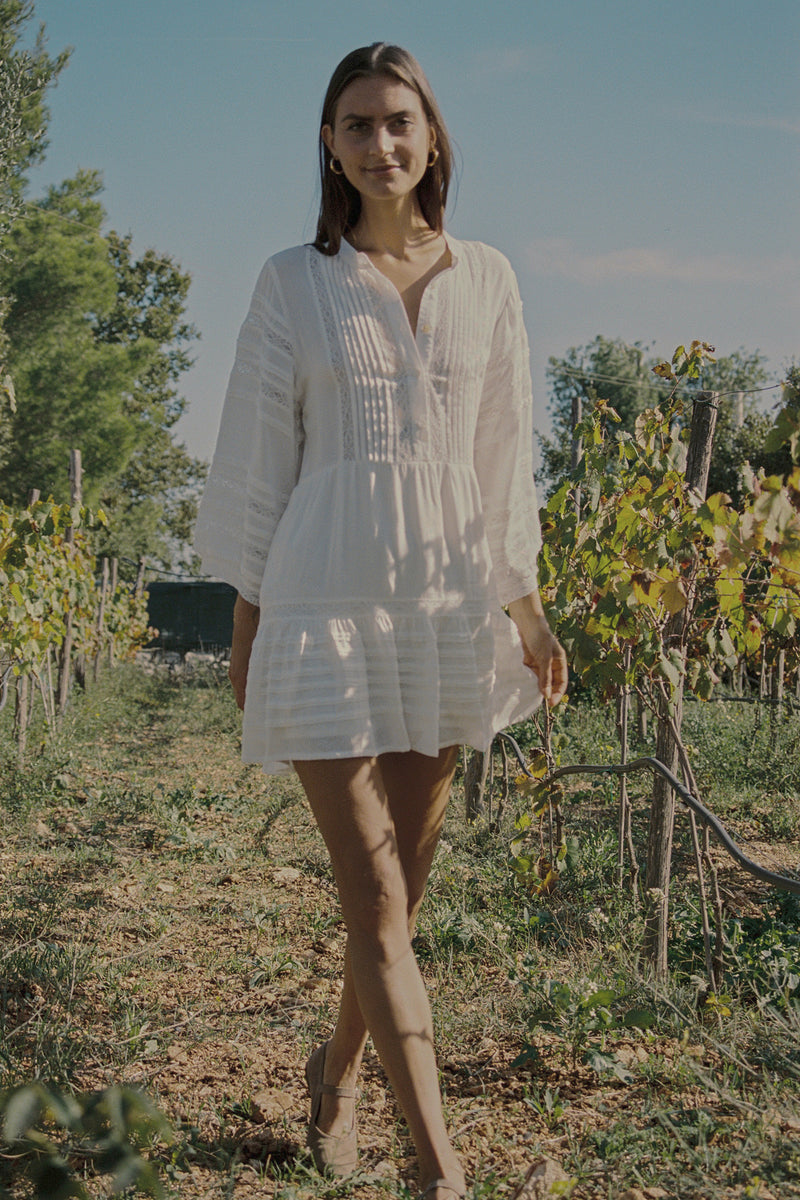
[496,732,800,896]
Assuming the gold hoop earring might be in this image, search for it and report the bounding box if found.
[330,157,344,175]
[427,147,439,168]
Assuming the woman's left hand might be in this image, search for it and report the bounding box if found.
[507,594,568,706]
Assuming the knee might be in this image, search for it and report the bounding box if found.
[343,868,411,961]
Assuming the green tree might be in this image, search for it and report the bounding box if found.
[0,0,70,470]
[1,176,204,567]
[93,233,204,570]
[0,170,148,504]
[0,3,203,570]
[0,0,70,211]
[538,336,662,494]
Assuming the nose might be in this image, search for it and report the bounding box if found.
[372,124,393,156]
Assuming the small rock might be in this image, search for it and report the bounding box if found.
[312,936,338,953]
[272,866,301,884]
[250,1088,294,1123]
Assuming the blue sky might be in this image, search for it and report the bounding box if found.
[24,0,800,461]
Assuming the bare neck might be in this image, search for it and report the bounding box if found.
[350,196,438,260]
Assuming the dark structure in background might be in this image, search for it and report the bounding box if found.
[146,581,236,655]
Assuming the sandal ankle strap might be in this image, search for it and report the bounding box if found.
[317,1082,359,1100]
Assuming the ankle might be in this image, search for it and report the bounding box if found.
[322,1038,362,1090]
[317,1091,356,1136]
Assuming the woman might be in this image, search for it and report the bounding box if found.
[195,43,567,1200]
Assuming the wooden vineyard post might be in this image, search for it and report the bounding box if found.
[636,691,648,741]
[771,647,786,747]
[643,392,718,976]
[57,449,82,715]
[464,746,490,820]
[14,488,41,758]
[616,655,629,889]
[14,675,29,764]
[94,556,109,681]
[107,557,118,667]
[571,393,583,520]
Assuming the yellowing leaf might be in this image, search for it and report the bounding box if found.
[661,576,688,614]
[631,573,662,608]
[528,752,549,779]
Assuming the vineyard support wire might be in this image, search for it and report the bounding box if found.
[496,732,800,897]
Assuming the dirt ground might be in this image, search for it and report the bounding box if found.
[3,675,800,1199]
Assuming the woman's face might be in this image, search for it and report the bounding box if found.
[322,74,434,206]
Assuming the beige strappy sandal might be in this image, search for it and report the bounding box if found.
[304,1040,359,1176]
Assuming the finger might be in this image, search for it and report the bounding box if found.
[550,650,568,703]
[537,653,553,702]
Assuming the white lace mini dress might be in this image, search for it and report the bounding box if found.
[195,237,544,774]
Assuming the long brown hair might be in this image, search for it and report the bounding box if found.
[313,44,452,256]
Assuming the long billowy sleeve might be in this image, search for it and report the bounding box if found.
[473,270,542,607]
[194,260,304,605]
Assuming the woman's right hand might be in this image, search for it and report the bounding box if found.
[229,594,260,710]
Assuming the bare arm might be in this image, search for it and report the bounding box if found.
[506,593,567,706]
[229,594,260,710]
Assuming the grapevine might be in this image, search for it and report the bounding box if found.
[0,498,153,738]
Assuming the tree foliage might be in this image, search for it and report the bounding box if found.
[0,0,70,468]
[0,0,70,220]
[699,348,790,502]
[539,336,662,493]
[1,172,149,505]
[0,2,203,569]
[93,232,204,569]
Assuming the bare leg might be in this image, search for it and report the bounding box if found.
[317,748,457,1127]
[294,750,464,1192]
